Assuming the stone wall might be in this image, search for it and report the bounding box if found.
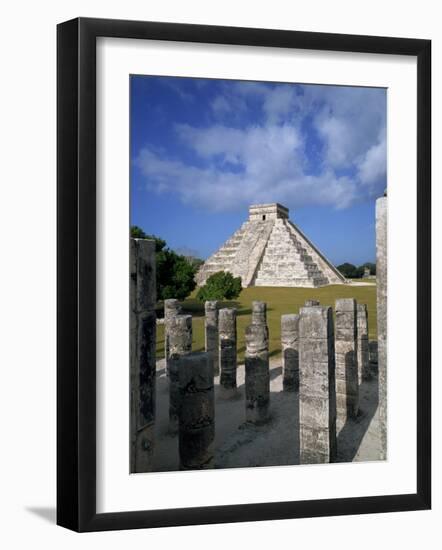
[248,202,289,221]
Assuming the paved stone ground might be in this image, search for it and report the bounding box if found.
[151,358,382,472]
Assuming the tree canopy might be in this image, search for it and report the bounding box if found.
[131,226,198,301]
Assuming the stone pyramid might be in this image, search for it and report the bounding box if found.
[196,203,346,288]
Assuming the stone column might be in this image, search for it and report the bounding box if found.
[130,238,157,473]
[335,298,359,428]
[357,304,370,384]
[168,314,192,431]
[376,192,387,459]
[305,299,320,307]
[219,308,237,397]
[205,301,219,375]
[299,306,337,463]
[369,340,379,378]
[164,299,182,374]
[281,314,300,391]
[245,324,270,423]
[178,352,215,470]
[252,300,267,326]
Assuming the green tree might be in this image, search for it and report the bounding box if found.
[336,261,376,279]
[157,250,196,300]
[337,262,358,278]
[131,225,147,239]
[196,271,242,301]
[130,226,196,301]
[174,247,205,270]
[131,226,166,252]
[353,265,365,279]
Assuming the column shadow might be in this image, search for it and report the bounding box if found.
[270,366,282,381]
[336,367,379,462]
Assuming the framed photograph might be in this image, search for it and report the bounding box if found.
[57,17,431,532]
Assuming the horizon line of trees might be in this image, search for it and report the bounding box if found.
[336,262,376,279]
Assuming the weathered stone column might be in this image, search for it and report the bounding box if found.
[299,306,337,463]
[177,352,215,470]
[168,314,192,431]
[357,304,370,384]
[219,308,237,397]
[130,238,157,473]
[305,299,320,307]
[164,299,182,374]
[335,298,359,428]
[281,314,300,391]
[178,352,215,470]
[376,192,387,459]
[245,324,270,423]
[205,301,219,375]
[252,300,267,326]
[369,340,379,378]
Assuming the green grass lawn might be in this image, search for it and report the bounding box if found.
[156,284,377,362]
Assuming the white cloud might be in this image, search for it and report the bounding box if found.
[315,114,352,167]
[228,81,298,124]
[135,129,358,213]
[358,135,387,189]
[176,123,303,173]
[135,82,386,211]
[310,86,386,171]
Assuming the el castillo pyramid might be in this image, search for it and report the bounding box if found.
[196,203,346,288]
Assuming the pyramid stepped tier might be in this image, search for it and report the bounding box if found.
[228,219,274,286]
[194,225,247,285]
[196,203,346,288]
[194,220,274,287]
[286,221,346,285]
[253,219,329,287]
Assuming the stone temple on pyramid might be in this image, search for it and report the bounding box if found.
[196,203,347,288]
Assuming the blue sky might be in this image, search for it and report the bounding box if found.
[130,76,386,266]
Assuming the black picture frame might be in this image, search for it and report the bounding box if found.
[57,17,431,532]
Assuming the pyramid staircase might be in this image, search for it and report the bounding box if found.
[195,224,247,284]
[253,218,329,287]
